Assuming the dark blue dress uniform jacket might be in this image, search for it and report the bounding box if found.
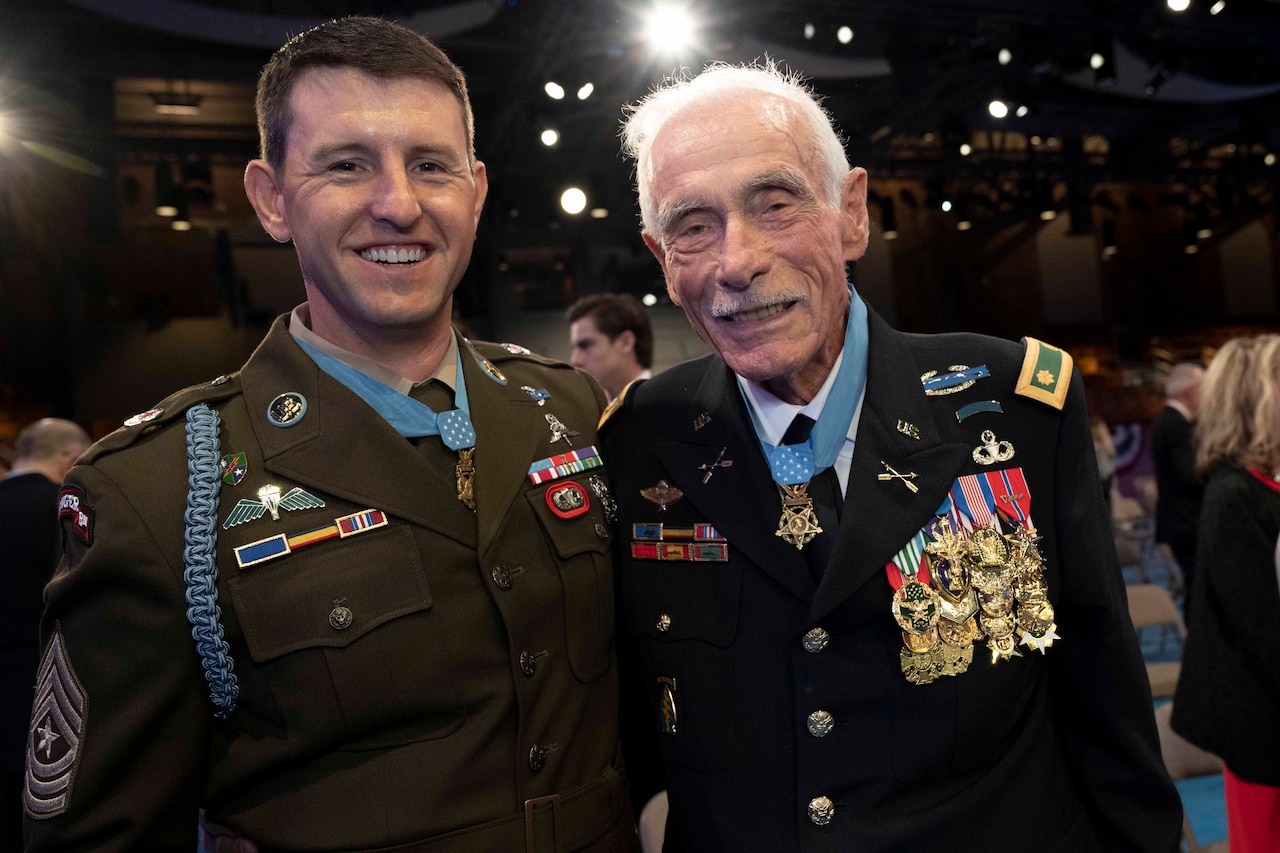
[24,316,635,851]
[602,309,1182,852]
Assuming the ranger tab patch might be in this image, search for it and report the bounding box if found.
[57,487,94,546]
[25,628,87,819]
[1015,337,1073,411]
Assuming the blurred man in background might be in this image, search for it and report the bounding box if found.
[567,293,653,399]
[0,418,88,849]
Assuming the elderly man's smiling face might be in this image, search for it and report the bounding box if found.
[642,92,869,403]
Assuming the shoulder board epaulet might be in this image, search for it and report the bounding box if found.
[468,338,568,367]
[80,373,242,464]
[599,377,642,430]
[1015,337,1072,411]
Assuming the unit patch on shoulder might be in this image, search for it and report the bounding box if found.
[25,628,87,819]
[57,487,94,547]
[1015,337,1073,411]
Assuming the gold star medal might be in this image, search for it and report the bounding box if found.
[775,483,823,549]
[768,442,824,550]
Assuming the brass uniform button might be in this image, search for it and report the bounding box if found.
[519,650,538,677]
[802,627,829,653]
[594,522,610,540]
[807,710,834,738]
[528,744,546,772]
[808,796,835,825]
[491,566,513,590]
[328,603,353,631]
[656,613,672,632]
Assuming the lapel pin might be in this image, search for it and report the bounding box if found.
[267,392,307,427]
[521,386,550,406]
[640,479,684,511]
[219,452,248,487]
[956,400,1003,422]
[972,429,1015,465]
[693,412,712,431]
[697,447,734,484]
[896,420,921,440]
[877,461,920,493]
[480,359,507,385]
[545,413,579,446]
[501,342,531,355]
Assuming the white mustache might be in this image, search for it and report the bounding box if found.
[710,293,804,321]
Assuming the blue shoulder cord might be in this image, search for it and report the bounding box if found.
[183,403,239,719]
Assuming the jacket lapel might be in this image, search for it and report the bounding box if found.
[463,346,547,556]
[241,320,476,548]
[652,359,816,603]
[811,312,974,623]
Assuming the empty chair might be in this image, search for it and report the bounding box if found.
[1125,583,1186,699]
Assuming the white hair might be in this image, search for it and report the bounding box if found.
[620,59,851,238]
[1164,362,1203,400]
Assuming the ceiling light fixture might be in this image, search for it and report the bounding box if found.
[643,5,696,54]
[988,100,1009,119]
[576,83,594,100]
[1167,0,1191,11]
[837,26,854,44]
[544,81,565,100]
[560,187,587,215]
[1210,0,1225,13]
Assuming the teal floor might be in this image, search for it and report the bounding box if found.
[1124,557,1228,850]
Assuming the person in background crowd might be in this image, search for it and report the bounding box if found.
[601,59,1182,851]
[0,419,88,850]
[1173,334,1280,853]
[567,293,654,399]
[23,17,633,851]
[1150,362,1205,602]
[1091,414,1117,509]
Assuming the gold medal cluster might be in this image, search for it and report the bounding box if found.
[893,518,1059,685]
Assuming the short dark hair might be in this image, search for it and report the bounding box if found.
[566,293,654,369]
[255,16,474,171]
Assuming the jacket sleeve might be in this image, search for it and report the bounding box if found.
[24,463,211,851]
[1049,375,1182,852]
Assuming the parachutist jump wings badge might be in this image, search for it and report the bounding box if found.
[223,484,326,529]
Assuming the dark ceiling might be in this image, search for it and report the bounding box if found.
[11,0,1280,219]
[5,0,1280,326]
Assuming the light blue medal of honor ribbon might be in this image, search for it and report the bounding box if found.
[743,287,869,549]
[295,336,479,508]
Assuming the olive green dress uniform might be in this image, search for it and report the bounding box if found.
[603,309,1181,852]
[24,315,634,851]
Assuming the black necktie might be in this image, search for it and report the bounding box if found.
[782,414,843,580]
[410,380,458,473]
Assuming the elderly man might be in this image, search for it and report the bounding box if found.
[25,17,631,851]
[601,62,1182,851]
